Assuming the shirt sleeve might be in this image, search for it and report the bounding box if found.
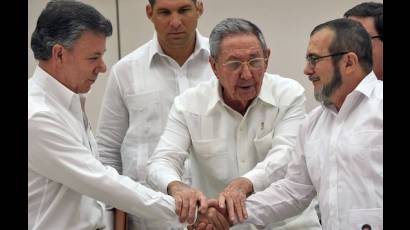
[28,111,181,223]
[95,68,128,173]
[146,101,191,194]
[244,123,316,227]
[243,83,307,192]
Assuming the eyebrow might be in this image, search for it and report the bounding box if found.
[156,4,193,12]
[226,51,262,60]
[89,50,105,57]
[306,52,319,57]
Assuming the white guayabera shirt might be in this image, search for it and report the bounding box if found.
[246,72,383,230]
[95,31,213,229]
[147,74,322,230]
[28,66,183,230]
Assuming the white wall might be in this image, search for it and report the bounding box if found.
[28,0,382,128]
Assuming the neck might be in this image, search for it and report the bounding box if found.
[331,72,365,111]
[223,94,252,116]
[39,61,76,93]
[160,35,196,66]
[39,61,57,80]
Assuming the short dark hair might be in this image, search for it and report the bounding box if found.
[148,0,197,7]
[311,18,373,73]
[31,0,112,61]
[209,18,268,60]
[344,2,383,41]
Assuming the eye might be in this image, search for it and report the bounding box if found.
[178,7,191,14]
[226,61,241,70]
[249,58,264,68]
[88,56,101,62]
[158,10,171,15]
[306,55,318,64]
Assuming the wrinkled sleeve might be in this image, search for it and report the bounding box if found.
[95,68,128,173]
[28,111,182,223]
[243,83,306,192]
[244,122,316,227]
[146,100,191,194]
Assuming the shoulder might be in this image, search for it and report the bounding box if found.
[264,73,305,94]
[261,73,306,106]
[28,81,51,120]
[174,78,216,112]
[112,40,152,70]
[372,80,383,101]
[296,105,324,137]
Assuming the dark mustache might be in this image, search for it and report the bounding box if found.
[309,76,320,81]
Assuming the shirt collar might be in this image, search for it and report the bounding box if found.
[354,71,379,98]
[32,65,86,113]
[321,71,379,113]
[148,30,210,66]
[205,74,276,114]
[258,73,277,106]
[206,78,222,114]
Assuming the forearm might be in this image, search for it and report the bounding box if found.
[245,179,315,227]
[147,103,191,193]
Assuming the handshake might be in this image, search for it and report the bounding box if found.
[167,178,254,230]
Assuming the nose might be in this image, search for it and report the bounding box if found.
[303,62,314,77]
[170,13,182,28]
[240,63,253,80]
[97,59,107,74]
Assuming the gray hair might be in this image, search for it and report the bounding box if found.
[209,18,268,60]
[31,0,112,61]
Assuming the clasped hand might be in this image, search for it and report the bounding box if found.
[169,178,252,229]
[168,181,229,229]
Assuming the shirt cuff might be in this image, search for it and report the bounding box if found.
[242,169,269,192]
[160,176,183,195]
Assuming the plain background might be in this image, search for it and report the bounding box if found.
[28,0,382,128]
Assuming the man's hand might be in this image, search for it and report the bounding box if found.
[218,177,253,224]
[167,181,208,224]
[189,204,230,230]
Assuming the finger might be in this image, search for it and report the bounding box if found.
[207,198,219,208]
[197,222,207,230]
[188,195,197,224]
[180,196,190,223]
[218,193,226,209]
[234,196,244,223]
[198,194,208,214]
[241,196,248,219]
[216,210,230,230]
[205,224,214,230]
[208,208,222,230]
[175,195,183,217]
[226,196,237,224]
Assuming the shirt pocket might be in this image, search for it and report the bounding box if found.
[192,138,230,181]
[347,208,382,230]
[253,129,273,161]
[343,130,382,173]
[124,91,162,142]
